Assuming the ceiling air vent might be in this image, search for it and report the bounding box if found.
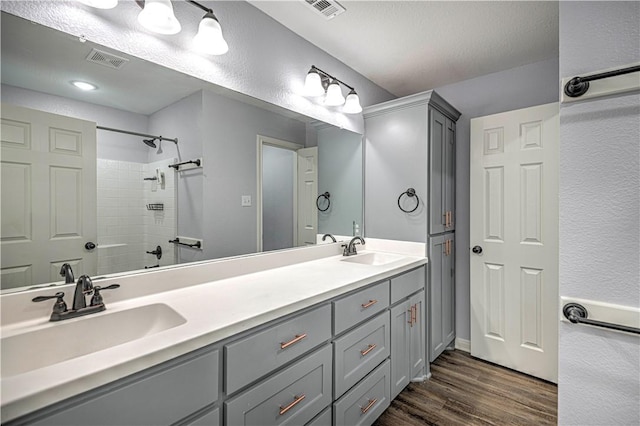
[85,48,129,70]
[304,0,346,20]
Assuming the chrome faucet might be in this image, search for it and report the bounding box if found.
[73,275,94,310]
[59,263,75,284]
[343,236,365,256]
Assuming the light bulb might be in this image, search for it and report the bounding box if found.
[137,0,181,35]
[71,81,98,91]
[193,12,228,55]
[79,0,118,9]
[303,69,324,97]
[343,89,362,114]
[324,80,345,106]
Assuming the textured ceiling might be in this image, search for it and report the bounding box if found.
[249,1,559,97]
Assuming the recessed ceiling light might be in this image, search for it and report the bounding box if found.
[71,81,98,91]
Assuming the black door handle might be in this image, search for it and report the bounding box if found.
[85,242,96,250]
[472,245,483,254]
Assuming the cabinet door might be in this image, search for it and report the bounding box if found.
[444,118,456,231]
[442,236,455,347]
[409,290,426,379]
[428,234,455,362]
[429,108,447,235]
[390,300,410,399]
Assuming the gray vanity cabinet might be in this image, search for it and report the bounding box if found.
[390,283,425,399]
[429,108,456,235]
[23,349,220,426]
[428,234,456,362]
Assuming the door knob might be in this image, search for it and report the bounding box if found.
[85,242,96,250]
[472,245,483,254]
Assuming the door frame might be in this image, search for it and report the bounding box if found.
[256,135,303,252]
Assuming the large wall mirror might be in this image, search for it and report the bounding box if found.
[0,12,364,292]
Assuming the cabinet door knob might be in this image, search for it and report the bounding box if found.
[472,245,483,254]
[85,241,96,250]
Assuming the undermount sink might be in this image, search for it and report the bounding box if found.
[1,303,186,378]
[341,252,405,266]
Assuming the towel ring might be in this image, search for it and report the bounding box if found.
[316,192,331,212]
[398,188,419,213]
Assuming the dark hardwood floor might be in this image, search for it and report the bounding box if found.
[374,350,557,425]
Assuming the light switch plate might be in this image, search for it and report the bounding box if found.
[241,195,252,207]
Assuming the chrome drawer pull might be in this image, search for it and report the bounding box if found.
[360,344,377,356]
[280,333,307,349]
[279,394,306,415]
[361,299,378,309]
[361,398,377,414]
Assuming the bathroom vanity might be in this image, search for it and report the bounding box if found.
[0,240,427,426]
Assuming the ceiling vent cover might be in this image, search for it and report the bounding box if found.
[85,48,129,70]
[304,0,345,20]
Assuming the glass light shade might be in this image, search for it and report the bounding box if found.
[193,13,228,55]
[138,0,181,35]
[324,80,345,106]
[303,69,324,97]
[79,0,118,9]
[343,90,362,114]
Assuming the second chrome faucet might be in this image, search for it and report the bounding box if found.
[343,236,365,256]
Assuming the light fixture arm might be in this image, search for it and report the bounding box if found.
[185,0,213,14]
[311,65,355,92]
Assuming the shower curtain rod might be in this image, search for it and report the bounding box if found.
[96,125,178,144]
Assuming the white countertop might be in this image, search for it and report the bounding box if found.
[0,240,426,422]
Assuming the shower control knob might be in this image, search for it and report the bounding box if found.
[85,242,96,250]
[472,245,483,255]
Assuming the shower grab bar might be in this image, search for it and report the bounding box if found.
[168,159,201,170]
[96,126,178,144]
[169,238,202,249]
[563,65,640,98]
[563,303,640,335]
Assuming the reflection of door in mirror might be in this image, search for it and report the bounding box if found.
[1,104,97,290]
[257,136,317,252]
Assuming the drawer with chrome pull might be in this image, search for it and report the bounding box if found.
[225,304,331,395]
[333,312,390,398]
[333,359,391,426]
[333,280,390,335]
[225,345,332,426]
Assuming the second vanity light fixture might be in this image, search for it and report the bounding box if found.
[303,65,363,114]
[79,0,228,55]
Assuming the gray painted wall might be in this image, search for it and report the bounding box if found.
[435,57,559,341]
[1,1,395,134]
[317,126,363,236]
[558,2,640,424]
[262,146,295,251]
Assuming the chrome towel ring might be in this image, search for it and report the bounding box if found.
[316,192,331,211]
[397,188,419,213]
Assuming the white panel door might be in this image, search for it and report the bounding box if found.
[470,103,558,383]
[296,147,318,246]
[1,104,97,289]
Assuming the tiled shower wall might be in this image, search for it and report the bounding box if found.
[96,159,176,275]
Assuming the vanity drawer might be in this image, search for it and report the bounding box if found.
[29,349,219,426]
[225,304,331,395]
[225,345,332,426]
[333,312,390,398]
[390,266,425,304]
[333,280,390,335]
[333,359,391,426]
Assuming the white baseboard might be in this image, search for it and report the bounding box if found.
[455,338,470,353]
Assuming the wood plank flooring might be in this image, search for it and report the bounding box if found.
[374,350,557,425]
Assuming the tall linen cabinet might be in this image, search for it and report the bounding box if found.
[363,91,460,366]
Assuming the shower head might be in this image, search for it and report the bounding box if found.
[143,138,157,148]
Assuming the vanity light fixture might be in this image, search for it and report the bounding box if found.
[78,0,118,9]
[137,0,181,35]
[190,4,229,55]
[303,65,363,114]
[71,80,98,91]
